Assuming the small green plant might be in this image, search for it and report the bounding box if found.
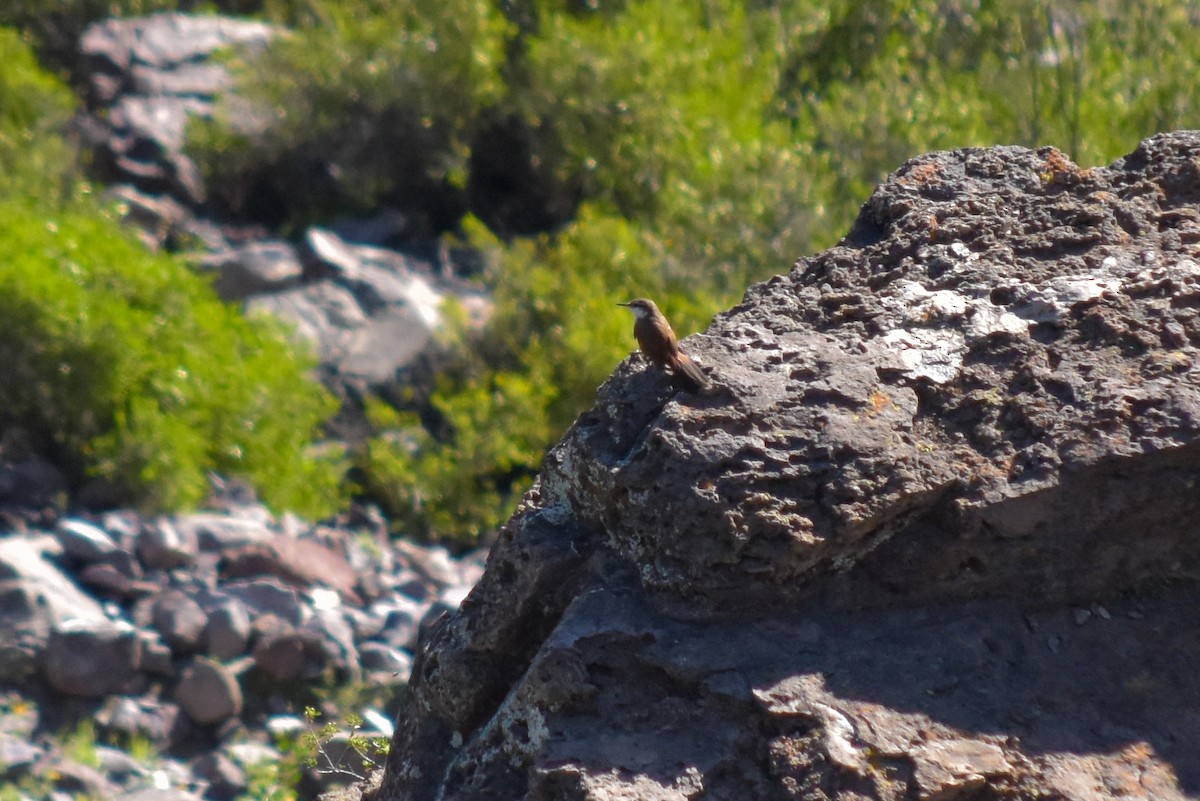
[242,747,304,801]
[301,706,390,783]
[60,719,100,768]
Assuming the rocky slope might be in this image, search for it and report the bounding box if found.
[76,13,488,438]
[369,133,1200,801]
[0,494,483,801]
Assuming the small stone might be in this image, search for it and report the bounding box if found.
[359,642,412,682]
[1092,604,1111,620]
[96,696,184,749]
[51,757,120,799]
[204,600,252,661]
[176,512,274,551]
[55,519,119,562]
[139,630,176,676]
[222,579,304,625]
[136,519,197,571]
[199,241,304,301]
[252,628,326,681]
[0,731,42,772]
[264,714,307,737]
[175,657,243,725]
[94,744,146,781]
[189,752,246,801]
[225,742,282,768]
[1073,608,1091,625]
[150,590,208,654]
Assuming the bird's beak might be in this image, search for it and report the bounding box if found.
[617,301,630,307]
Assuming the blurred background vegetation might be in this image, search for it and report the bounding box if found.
[3,0,1199,545]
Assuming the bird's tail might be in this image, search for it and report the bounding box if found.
[675,353,710,391]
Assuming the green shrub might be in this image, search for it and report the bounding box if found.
[0,197,345,515]
[512,1,829,284]
[0,27,78,205]
[0,30,344,515]
[191,0,513,229]
[778,0,1200,225]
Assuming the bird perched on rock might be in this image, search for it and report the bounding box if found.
[618,297,709,391]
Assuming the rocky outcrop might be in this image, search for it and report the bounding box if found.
[76,14,490,421]
[374,133,1200,801]
[80,13,275,210]
[0,500,483,800]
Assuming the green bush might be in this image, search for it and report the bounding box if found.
[0,197,345,515]
[191,0,513,229]
[779,0,1200,226]
[512,0,829,287]
[360,1,820,539]
[0,28,344,516]
[0,27,78,205]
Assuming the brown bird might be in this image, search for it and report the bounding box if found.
[618,298,709,391]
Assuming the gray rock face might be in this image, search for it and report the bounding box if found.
[0,534,108,628]
[42,620,142,698]
[243,228,480,388]
[80,13,276,206]
[376,133,1200,801]
[55,518,120,562]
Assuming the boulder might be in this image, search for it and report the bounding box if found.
[79,13,276,205]
[149,589,209,654]
[55,518,120,562]
[203,599,252,661]
[41,620,142,698]
[175,657,243,725]
[375,133,1200,801]
[0,534,108,629]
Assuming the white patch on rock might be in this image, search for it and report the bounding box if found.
[812,702,866,771]
[965,304,1027,338]
[881,328,966,384]
[1011,275,1121,323]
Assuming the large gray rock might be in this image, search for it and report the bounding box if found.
[80,13,276,205]
[41,620,142,698]
[244,228,479,387]
[149,589,209,654]
[198,241,305,300]
[55,518,120,562]
[375,133,1200,801]
[0,534,108,629]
